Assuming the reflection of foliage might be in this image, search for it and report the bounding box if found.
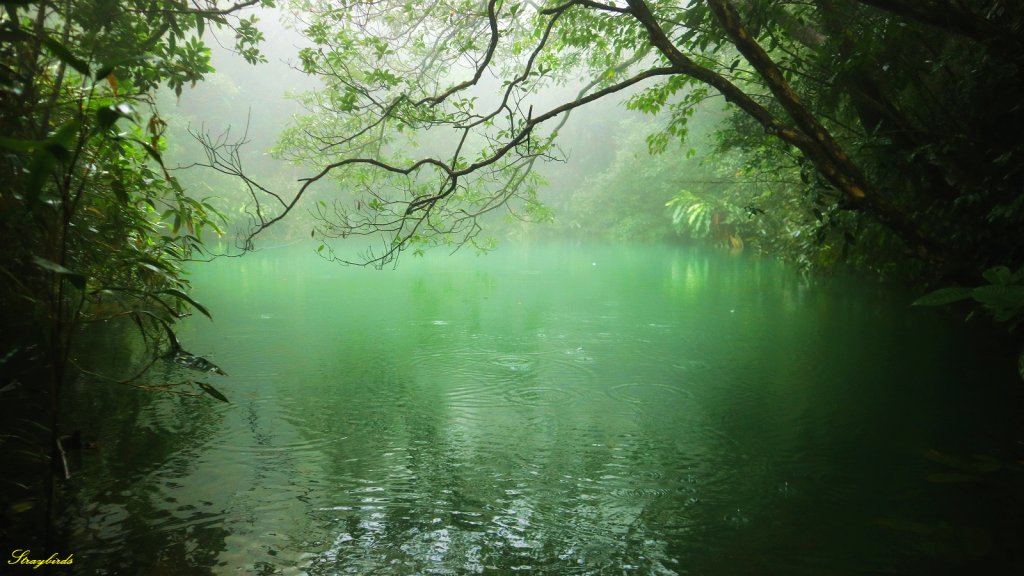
[0,0,269,546]
[61,327,231,573]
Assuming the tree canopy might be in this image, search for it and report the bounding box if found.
[193,0,1022,279]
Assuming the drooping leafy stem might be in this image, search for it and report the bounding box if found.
[0,0,273,545]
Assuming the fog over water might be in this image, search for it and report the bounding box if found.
[63,242,1024,574]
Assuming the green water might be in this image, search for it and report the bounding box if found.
[63,242,1023,574]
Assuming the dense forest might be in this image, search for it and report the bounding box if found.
[2,0,1023,558]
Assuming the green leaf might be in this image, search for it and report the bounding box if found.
[982,266,1012,286]
[156,288,212,319]
[196,381,229,403]
[42,35,90,76]
[94,63,115,81]
[136,255,177,274]
[96,103,136,132]
[912,286,973,307]
[47,119,80,158]
[31,256,86,290]
[10,500,35,514]
[139,141,163,165]
[167,14,182,38]
[22,120,80,204]
[0,136,38,153]
[111,178,129,204]
[971,285,1024,312]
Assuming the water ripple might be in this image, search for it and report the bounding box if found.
[606,381,693,404]
[404,349,597,411]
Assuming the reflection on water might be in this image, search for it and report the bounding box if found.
[63,242,1024,574]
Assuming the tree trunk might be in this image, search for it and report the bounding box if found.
[626,0,937,259]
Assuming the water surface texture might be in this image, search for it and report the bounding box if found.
[64,242,1023,574]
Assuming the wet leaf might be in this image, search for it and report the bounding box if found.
[173,349,226,374]
[42,35,90,76]
[982,266,1012,286]
[136,255,177,274]
[912,286,973,307]
[93,63,114,80]
[31,256,86,290]
[196,381,229,403]
[0,136,38,153]
[140,141,163,165]
[96,103,135,132]
[111,178,128,204]
[156,288,211,319]
[42,119,80,162]
[971,285,1024,311]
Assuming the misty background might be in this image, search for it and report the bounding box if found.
[165,2,735,250]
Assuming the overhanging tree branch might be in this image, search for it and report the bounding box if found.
[240,64,679,249]
[621,0,934,257]
[216,0,967,268]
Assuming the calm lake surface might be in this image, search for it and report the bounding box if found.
[63,242,1024,574]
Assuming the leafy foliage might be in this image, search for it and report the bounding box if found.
[915,266,1024,327]
[236,0,1019,277]
[914,265,1024,378]
[0,0,268,545]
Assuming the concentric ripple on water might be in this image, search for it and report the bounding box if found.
[405,346,597,411]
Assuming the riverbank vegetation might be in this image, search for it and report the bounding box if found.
[2,0,1022,551]
[0,0,273,547]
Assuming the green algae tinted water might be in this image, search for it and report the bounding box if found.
[62,242,1024,574]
